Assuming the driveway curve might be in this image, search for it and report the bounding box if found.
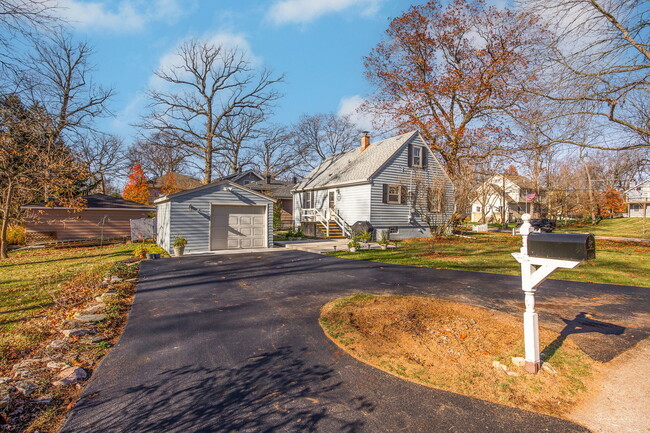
[60,250,649,432]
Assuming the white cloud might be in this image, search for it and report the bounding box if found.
[267,0,383,25]
[55,0,188,32]
[338,95,375,132]
[149,32,258,89]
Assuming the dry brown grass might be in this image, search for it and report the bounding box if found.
[320,294,598,417]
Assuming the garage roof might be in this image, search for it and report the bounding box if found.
[153,180,276,204]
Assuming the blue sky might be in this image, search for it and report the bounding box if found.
[56,0,432,146]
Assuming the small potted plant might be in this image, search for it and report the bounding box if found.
[359,230,372,249]
[347,238,360,253]
[173,235,187,256]
[378,232,390,250]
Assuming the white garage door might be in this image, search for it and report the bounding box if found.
[210,205,266,250]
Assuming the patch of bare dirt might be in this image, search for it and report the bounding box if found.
[320,294,599,417]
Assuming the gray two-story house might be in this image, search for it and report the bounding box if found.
[292,131,454,239]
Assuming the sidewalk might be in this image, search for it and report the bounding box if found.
[568,338,650,433]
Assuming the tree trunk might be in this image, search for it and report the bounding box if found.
[579,155,597,225]
[203,141,213,184]
[1,182,14,259]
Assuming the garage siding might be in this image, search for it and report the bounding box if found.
[165,183,273,254]
[156,201,171,253]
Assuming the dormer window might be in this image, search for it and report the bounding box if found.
[408,144,426,168]
[412,146,423,167]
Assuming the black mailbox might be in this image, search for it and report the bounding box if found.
[527,233,596,261]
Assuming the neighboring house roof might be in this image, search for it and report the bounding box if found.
[149,172,202,190]
[153,180,276,204]
[503,174,536,191]
[245,179,295,200]
[22,193,155,211]
[624,179,650,194]
[216,170,264,183]
[294,131,419,191]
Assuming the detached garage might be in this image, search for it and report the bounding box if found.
[155,181,274,254]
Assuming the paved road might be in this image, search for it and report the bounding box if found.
[60,251,649,432]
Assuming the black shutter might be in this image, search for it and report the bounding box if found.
[407,143,413,167]
[422,147,427,167]
[400,186,407,204]
[382,184,388,203]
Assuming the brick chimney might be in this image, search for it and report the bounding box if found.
[360,131,370,152]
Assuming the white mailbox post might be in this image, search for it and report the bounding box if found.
[511,214,582,373]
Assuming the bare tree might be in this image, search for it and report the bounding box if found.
[404,170,454,237]
[0,0,60,73]
[215,108,264,175]
[291,113,359,173]
[251,125,297,178]
[140,39,283,183]
[76,133,127,194]
[20,31,112,199]
[128,132,192,179]
[524,0,650,149]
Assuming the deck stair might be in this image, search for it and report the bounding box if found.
[327,220,345,239]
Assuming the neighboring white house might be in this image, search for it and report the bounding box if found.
[292,131,454,239]
[470,174,540,223]
[624,179,650,217]
[155,181,275,254]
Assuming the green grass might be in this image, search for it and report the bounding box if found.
[0,243,163,364]
[329,233,650,287]
[556,217,650,238]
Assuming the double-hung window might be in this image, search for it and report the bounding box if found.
[387,185,401,204]
[411,146,423,167]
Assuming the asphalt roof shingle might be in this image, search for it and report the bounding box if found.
[294,131,418,191]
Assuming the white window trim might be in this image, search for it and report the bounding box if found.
[411,145,423,168]
[387,185,401,204]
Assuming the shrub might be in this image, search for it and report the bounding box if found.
[6,224,25,245]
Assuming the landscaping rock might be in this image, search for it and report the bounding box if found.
[506,371,521,377]
[542,362,557,375]
[52,367,87,387]
[15,381,37,396]
[46,361,69,371]
[492,360,508,371]
[72,313,106,323]
[0,387,12,412]
[13,370,32,380]
[96,291,118,303]
[62,329,95,338]
[61,319,88,329]
[83,335,108,344]
[110,276,122,283]
[11,359,43,370]
[46,339,67,350]
[79,304,105,315]
[511,357,526,367]
[33,396,52,404]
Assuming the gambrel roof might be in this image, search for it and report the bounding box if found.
[294,131,419,191]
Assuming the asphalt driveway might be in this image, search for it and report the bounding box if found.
[60,251,649,432]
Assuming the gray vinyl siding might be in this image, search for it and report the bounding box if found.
[160,184,273,253]
[334,184,371,225]
[370,135,454,238]
[156,201,171,253]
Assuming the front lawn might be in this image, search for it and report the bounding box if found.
[0,243,162,367]
[329,233,650,287]
[556,217,649,239]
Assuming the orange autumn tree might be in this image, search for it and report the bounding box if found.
[599,186,626,219]
[363,0,550,178]
[160,172,182,195]
[123,163,151,205]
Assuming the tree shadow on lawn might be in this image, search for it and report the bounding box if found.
[61,346,373,433]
